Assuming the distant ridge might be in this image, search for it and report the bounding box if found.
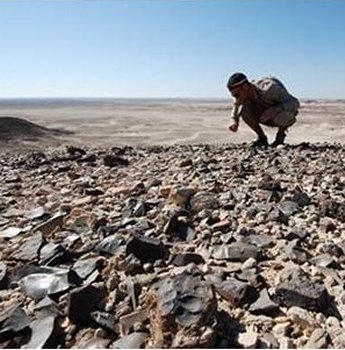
[0,116,72,141]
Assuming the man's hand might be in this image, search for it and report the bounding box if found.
[228,122,239,132]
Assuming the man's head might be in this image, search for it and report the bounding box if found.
[227,72,253,104]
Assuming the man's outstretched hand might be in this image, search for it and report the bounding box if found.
[228,122,239,132]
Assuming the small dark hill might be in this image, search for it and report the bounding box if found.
[0,116,72,141]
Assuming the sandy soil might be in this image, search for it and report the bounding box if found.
[0,98,345,153]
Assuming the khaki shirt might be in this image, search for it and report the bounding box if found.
[232,76,300,123]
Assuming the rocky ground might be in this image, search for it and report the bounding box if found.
[0,142,345,348]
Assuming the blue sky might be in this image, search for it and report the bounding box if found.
[0,0,344,98]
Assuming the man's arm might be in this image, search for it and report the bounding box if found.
[229,102,241,132]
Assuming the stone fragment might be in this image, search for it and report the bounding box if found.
[249,289,279,315]
[320,199,345,221]
[12,231,44,261]
[73,257,103,280]
[189,191,219,212]
[164,215,195,241]
[274,269,331,313]
[172,253,205,266]
[211,242,259,262]
[19,272,70,301]
[90,311,118,333]
[304,328,329,349]
[119,309,148,336]
[25,206,51,221]
[146,268,217,348]
[292,190,311,207]
[0,306,30,334]
[68,284,107,324]
[215,278,257,307]
[40,242,72,266]
[96,234,125,255]
[0,226,23,239]
[0,262,9,289]
[104,155,129,167]
[24,315,60,349]
[112,332,148,349]
[33,213,65,235]
[310,253,337,268]
[126,234,168,262]
[169,187,197,207]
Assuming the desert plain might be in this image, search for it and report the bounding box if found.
[1,99,345,348]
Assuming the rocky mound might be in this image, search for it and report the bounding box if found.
[0,143,345,348]
[0,116,71,141]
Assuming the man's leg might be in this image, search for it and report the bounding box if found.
[241,105,268,147]
[270,110,297,147]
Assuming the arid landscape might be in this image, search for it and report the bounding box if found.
[0,99,345,153]
[1,100,345,348]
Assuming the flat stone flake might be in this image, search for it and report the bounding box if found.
[20,272,70,301]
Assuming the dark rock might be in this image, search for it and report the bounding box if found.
[214,278,258,307]
[211,242,259,262]
[320,199,345,222]
[96,234,125,256]
[90,311,118,334]
[258,176,282,191]
[164,215,195,241]
[68,284,107,324]
[39,242,72,266]
[104,155,129,167]
[189,191,219,212]
[0,306,30,335]
[0,262,9,289]
[12,231,45,261]
[146,268,217,348]
[73,257,103,280]
[284,239,309,263]
[78,153,96,163]
[112,332,148,349]
[274,269,331,313]
[34,296,63,317]
[249,289,279,315]
[66,145,86,155]
[118,253,143,274]
[85,187,104,196]
[235,269,264,288]
[126,234,168,263]
[172,253,205,266]
[292,190,311,207]
[25,315,61,348]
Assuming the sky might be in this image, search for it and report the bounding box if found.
[0,0,344,99]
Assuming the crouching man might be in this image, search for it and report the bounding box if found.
[227,72,300,147]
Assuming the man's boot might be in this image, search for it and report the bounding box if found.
[251,135,268,148]
[271,130,286,147]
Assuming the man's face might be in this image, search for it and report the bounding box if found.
[229,83,250,104]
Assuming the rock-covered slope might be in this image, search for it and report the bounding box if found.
[0,142,345,348]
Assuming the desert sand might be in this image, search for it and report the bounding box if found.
[0,98,345,153]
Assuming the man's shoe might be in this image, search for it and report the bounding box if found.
[271,130,286,147]
[251,136,268,148]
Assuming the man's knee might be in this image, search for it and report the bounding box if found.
[273,111,296,128]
